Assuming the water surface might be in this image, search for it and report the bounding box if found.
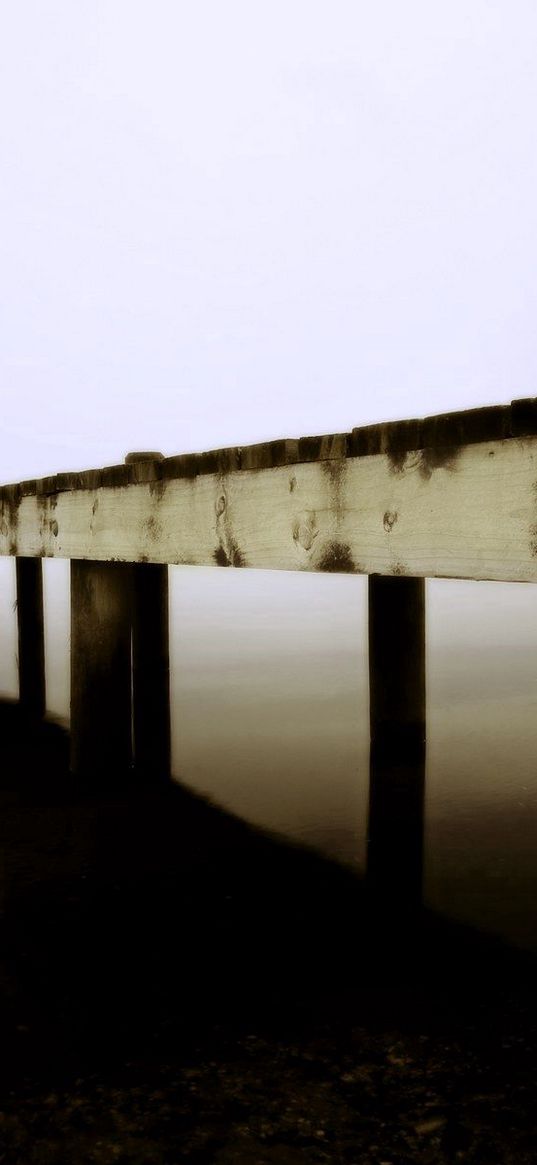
[1,558,536,951]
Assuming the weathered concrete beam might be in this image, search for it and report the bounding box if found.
[2,401,537,581]
[1,436,537,581]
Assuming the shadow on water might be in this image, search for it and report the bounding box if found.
[1,699,537,1160]
[0,699,535,1059]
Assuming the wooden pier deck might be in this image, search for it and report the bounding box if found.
[3,396,537,906]
[2,400,537,1160]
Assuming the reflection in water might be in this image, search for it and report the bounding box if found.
[0,560,536,951]
[170,569,369,870]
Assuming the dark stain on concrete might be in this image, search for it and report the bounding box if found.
[317,542,355,573]
[40,506,60,545]
[149,478,166,501]
[418,446,461,481]
[228,538,246,567]
[321,458,345,488]
[392,561,406,575]
[322,458,347,524]
[214,478,246,567]
[144,515,162,543]
[292,513,318,552]
[214,545,229,567]
[2,488,21,549]
[36,492,49,544]
[289,474,297,493]
[383,510,398,533]
[388,450,407,475]
[321,454,348,538]
[529,523,537,557]
[214,540,247,568]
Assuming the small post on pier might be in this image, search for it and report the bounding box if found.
[126,453,171,782]
[367,574,426,910]
[70,560,133,781]
[16,557,46,723]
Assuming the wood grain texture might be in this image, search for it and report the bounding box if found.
[2,435,537,580]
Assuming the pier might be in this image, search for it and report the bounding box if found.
[3,396,537,906]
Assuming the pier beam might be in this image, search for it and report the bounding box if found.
[367,575,426,909]
[16,557,45,722]
[70,560,133,781]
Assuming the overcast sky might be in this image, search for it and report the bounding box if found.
[1,1,536,481]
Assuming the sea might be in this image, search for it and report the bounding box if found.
[1,557,536,952]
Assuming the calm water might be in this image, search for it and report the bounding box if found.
[1,559,536,952]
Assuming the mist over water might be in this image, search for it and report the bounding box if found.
[1,559,536,953]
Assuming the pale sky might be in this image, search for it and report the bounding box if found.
[2,1,537,481]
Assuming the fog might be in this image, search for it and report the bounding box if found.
[2,3,537,480]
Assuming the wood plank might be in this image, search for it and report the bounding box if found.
[367,575,426,908]
[15,557,45,721]
[70,561,133,781]
[2,435,537,581]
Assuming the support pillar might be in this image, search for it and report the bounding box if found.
[16,557,45,722]
[131,562,170,781]
[367,574,426,909]
[125,452,170,782]
[70,560,133,781]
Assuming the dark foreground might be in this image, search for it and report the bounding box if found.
[1,703,537,1163]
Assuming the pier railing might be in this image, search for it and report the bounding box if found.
[3,397,537,905]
